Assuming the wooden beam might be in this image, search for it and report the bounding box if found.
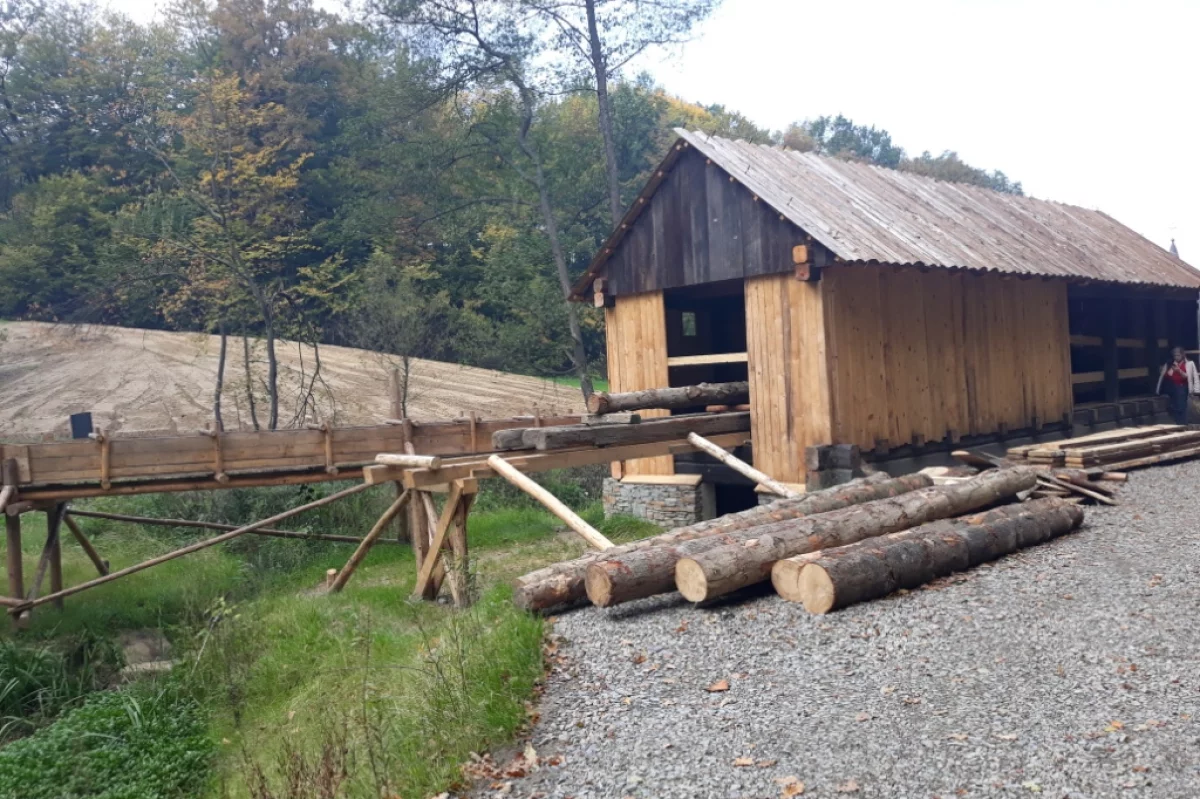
[518,412,749,452]
[1,459,19,606]
[374,453,442,469]
[63,509,401,546]
[685,432,800,498]
[666,352,748,367]
[487,455,613,550]
[62,513,109,576]
[369,432,751,489]
[8,482,378,615]
[329,489,411,592]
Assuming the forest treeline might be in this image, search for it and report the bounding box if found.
[0,0,1022,425]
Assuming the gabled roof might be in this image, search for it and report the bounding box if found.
[574,128,1200,295]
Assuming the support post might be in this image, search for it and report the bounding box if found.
[2,460,20,607]
[48,504,63,609]
[413,480,475,599]
[1103,299,1119,403]
[446,491,475,607]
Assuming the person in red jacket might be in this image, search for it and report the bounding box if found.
[1156,347,1200,424]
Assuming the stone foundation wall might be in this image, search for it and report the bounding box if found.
[602,478,714,529]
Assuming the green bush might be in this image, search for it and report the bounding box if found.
[0,683,214,799]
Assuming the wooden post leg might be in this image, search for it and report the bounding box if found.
[446,492,474,608]
[393,481,410,543]
[412,481,474,601]
[48,504,64,610]
[5,512,22,605]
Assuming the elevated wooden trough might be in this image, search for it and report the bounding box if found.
[0,407,751,624]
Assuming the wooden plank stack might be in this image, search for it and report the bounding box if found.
[1006,425,1200,471]
[515,466,1088,616]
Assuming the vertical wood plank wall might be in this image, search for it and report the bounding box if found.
[823,265,1071,449]
[605,290,674,476]
[744,273,832,483]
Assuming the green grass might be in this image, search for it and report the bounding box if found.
[548,374,609,393]
[0,682,213,799]
[0,470,657,798]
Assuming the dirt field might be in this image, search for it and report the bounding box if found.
[0,321,584,439]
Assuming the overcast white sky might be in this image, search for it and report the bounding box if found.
[114,0,1197,259]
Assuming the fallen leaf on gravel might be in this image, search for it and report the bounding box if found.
[880,685,897,695]
[855,712,870,722]
[631,652,646,664]
[620,639,633,646]
[1148,574,1163,587]
[1105,720,1125,732]
[1132,765,1150,773]
[903,696,923,705]
[706,679,730,692]
[947,733,969,741]
[775,776,805,797]
[621,697,632,705]
[836,779,860,793]
[757,759,778,768]
[675,620,689,633]
[1022,781,1041,792]
[733,756,755,767]
[995,733,1018,741]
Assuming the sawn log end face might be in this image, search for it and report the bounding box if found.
[584,562,617,607]
[797,564,836,614]
[674,558,708,603]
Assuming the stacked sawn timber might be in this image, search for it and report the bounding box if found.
[1007,425,1200,471]
[516,466,1085,615]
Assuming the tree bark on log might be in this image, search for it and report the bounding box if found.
[671,467,1038,604]
[773,498,1083,613]
[513,473,925,612]
[587,382,749,415]
[579,474,933,609]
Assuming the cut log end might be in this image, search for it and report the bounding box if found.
[674,558,708,603]
[583,563,616,607]
[797,564,836,614]
[769,558,807,604]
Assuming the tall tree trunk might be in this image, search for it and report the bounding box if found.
[584,0,622,226]
[242,334,260,431]
[514,85,593,400]
[262,307,279,430]
[213,324,227,432]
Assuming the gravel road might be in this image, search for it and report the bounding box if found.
[500,462,1200,799]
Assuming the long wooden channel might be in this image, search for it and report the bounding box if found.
[2,415,580,500]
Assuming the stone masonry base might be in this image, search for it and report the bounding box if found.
[602,477,715,529]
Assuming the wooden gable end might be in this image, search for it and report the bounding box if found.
[602,148,808,296]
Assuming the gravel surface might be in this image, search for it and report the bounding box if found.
[499,463,1200,799]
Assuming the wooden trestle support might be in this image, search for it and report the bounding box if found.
[0,397,755,620]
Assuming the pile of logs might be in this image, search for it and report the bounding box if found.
[516,465,1092,616]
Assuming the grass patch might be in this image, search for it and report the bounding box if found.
[0,467,660,798]
[548,375,609,393]
[0,682,213,799]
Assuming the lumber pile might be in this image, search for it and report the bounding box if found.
[1006,425,1200,471]
[515,465,1086,616]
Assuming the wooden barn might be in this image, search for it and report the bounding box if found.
[575,129,1200,503]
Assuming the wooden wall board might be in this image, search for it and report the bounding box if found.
[744,273,832,483]
[603,149,807,296]
[605,291,673,476]
[823,265,1072,450]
